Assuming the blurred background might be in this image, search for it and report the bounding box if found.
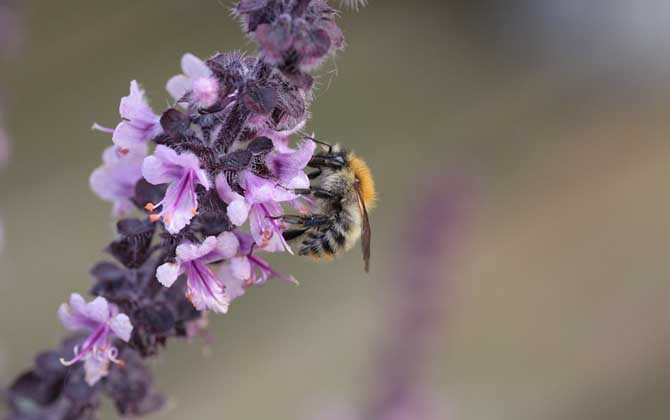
[2,0,670,418]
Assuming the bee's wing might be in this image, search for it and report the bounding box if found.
[356,187,372,272]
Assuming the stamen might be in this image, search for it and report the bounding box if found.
[107,347,125,367]
[191,208,199,216]
[164,213,172,223]
[244,278,253,286]
[60,345,83,366]
[59,356,81,367]
[145,203,156,211]
[91,123,114,133]
[118,147,130,155]
[150,214,160,222]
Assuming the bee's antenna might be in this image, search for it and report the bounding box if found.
[304,136,333,153]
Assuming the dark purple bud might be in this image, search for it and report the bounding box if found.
[190,189,231,236]
[219,149,253,171]
[275,84,305,117]
[320,19,345,50]
[8,370,62,407]
[104,349,164,417]
[255,15,294,57]
[62,369,98,408]
[206,51,246,85]
[215,103,250,152]
[107,219,156,269]
[243,84,278,115]
[90,261,126,283]
[291,0,312,17]
[90,262,136,303]
[160,108,190,135]
[132,179,167,211]
[242,1,282,33]
[279,68,314,90]
[133,303,176,335]
[237,0,268,13]
[194,212,232,237]
[294,28,331,60]
[34,352,67,379]
[248,136,274,155]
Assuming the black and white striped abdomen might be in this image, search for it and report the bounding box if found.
[298,203,362,259]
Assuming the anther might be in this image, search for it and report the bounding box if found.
[150,214,160,222]
[145,203,156,211]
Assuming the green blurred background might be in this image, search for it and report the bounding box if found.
[2,0,670,418]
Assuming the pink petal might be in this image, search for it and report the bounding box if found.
[176,237,219,262]
[231,256,251,280]
[215,232,240,260]
[110,313,133,342]
[85,297,110,324]
[219,264,246,302]
[156,262,181,288]
[84,353,109,386]
[69,293,88,317]
[166,74,191,102]
[181,53,211,80]
[215,173,244,204]
[142,155,177,185]
[227,199,251,226]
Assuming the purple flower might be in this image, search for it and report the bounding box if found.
[215,138,314,251]
[218,232,297,303]
[216,171,292,252]
[89,144,147,217]
[156,232,239,313]
[58,294,133,386]
[142,145,211,234]
[166,53,219,109]
[265,137,315,185]
[112,81,162,151]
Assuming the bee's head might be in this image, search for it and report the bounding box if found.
[348,153,377,209]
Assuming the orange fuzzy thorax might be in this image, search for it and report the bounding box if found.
[349,154,377,209]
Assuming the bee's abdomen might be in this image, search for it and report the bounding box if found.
[298,220,350,259]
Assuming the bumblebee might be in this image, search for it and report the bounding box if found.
[282,140,376,271]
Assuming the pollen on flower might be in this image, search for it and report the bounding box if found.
[164,214,172,223]
[118,147,130,155]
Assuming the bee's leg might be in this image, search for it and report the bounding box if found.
[292,187,338,200]
[304,136,333,153]
[308,168,322,179]
[283,228,308,241]
[308,155,345,169]
[279,214,331,227]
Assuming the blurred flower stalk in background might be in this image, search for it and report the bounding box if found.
[4,1,366,418]
[312,178,468,420]
[0,0,18,167]
[0,0,19,255]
